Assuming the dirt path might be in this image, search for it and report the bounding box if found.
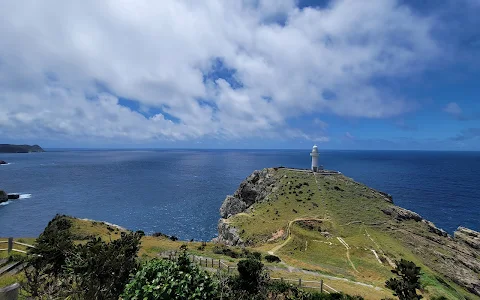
[268,217,325,255]
[337,237,359,273]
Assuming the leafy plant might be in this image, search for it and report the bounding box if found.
[234,257,269,294]
[265,254,281,263]
[123,248,218,300]
[64,232,142,299]
[385,259,423,300]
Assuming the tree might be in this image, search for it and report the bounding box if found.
[64,232,142,299]
[24,215,142,299]
[234,256,269,295]
[385,259,423,300]
[24,215,75,298]
[122,247,218,300]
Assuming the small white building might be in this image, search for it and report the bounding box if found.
[310,145,319,171]
[310,145,323,172]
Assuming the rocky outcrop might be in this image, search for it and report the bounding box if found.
[0,160,7,165]
[213,219,244,246]
[216,168,278,246]
[381,206,422,222]
[455,227,480,250]
[0,144,45,153]
[0,190,7,203]
[7,194,19,200]
[220,168,277,218]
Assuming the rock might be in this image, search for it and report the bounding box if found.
[381,206,423,222]
[215,168,278,245]
[455,227,480,250]
[220,168,277,218]
[7,194,20,200]
[422,220,449,237]
[220,196,247,219]
[0,190,7,203]
[0,160,7,165]
[213,219,245,246]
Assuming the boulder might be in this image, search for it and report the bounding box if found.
[7,194,20,200]
[0,190,7,203]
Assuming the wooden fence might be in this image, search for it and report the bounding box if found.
[162,251,338,294]
[0,238,35,254]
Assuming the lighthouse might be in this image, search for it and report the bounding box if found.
[310,145,319,172]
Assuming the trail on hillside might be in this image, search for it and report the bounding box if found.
[268,217,326,255]
[337,237,359,273]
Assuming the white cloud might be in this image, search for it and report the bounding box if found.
[0,0,444,143]
[313,118,329,130]
[443,102,462,116]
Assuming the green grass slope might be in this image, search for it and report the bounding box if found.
[225,168,479,300]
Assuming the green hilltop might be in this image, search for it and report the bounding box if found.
[216,168,480,299]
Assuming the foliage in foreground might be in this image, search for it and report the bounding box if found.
[20,215,366,300]
[24,215,142,299]
[123,247,218,300]
[385,259,423,300]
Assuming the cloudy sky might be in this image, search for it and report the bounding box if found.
[0,0,479,150]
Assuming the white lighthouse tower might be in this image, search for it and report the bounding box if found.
[310,145,319,172]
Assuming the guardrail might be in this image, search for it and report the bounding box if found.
[0,238,35,254]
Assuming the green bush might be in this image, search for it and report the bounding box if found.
[64,232,142,299]
[385,259,422,300]
[123,250,218,300]
[234,257,269,294]
[265,254,281,263]
[23,215,142,299]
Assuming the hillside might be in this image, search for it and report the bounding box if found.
[0,144,44,153]
[216,168,480,299]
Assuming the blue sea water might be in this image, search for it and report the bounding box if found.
[0,150,479,240]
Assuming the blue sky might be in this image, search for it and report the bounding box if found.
[0,0,479,150]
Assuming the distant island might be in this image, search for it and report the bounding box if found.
[0,144,45,153]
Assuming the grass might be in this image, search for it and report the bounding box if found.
[225,168,480,299]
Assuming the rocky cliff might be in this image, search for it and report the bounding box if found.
[215,167,480,298]
[0,144,44,153]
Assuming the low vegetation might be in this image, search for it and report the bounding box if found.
[2,215,370,299]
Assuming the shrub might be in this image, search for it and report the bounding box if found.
[213,245,240,258]
[152,231,169,238]
[123,250,218,299]
[24,215,142,299]
[265,255,281,263]
[64,232,142,299]
[170,235,179,241]
[234,257,269,294]
[385,259,422,300]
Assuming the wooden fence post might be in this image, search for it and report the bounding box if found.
[7,237,13,254]
[218,259,220,269]
[227,266,230,274]
[211,258,213,268]
[320,279,323,293]
[298,278,302,287]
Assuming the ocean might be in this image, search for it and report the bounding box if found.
[0,150,479,240]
